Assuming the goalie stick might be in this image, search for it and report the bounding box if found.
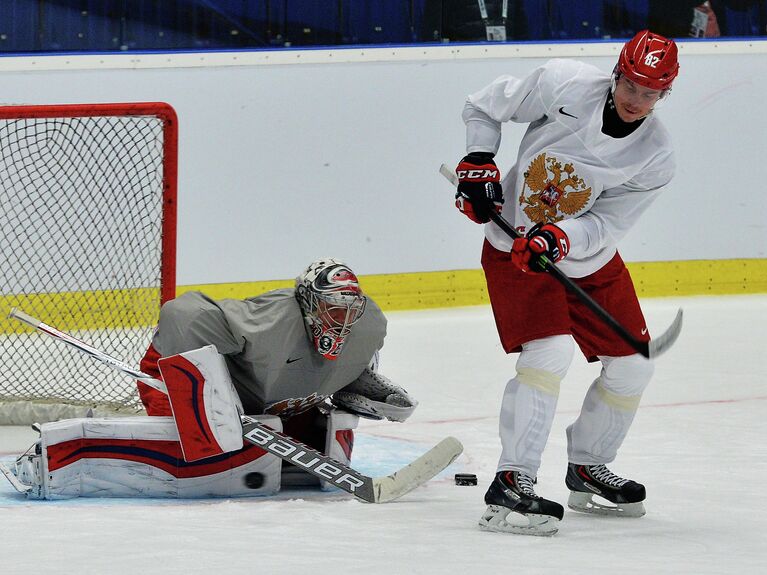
[8,307,463,503]
[439,163,683,359]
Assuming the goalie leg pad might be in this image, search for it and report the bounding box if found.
[279,405,359,491]
[320,404,359,491]
[330,368,418,422]
[13,415,282,499]
[158,345,244,462]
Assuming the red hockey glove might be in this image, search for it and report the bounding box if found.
[455,153,504,224]
[511,222,570,273]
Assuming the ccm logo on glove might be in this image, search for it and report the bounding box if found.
[456,168,499,180]
[455,153,504,224]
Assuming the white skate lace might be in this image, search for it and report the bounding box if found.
[589,464,629,488]
[514,472,538,497]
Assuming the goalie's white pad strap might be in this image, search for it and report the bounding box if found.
[18,416,282,499]
[320,405,359,491]
[158,345,244,462]
[277,405,360,492]
[331,368,418,422]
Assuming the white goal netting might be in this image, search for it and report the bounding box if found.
[0,103,177,424]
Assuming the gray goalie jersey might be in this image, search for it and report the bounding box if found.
[150,289,387,417]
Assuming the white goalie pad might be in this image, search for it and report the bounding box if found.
[12,415,282,499]
[330,367,418,422]
[320,404,359,491]
[279,404,359,491]
[158,345,244,462]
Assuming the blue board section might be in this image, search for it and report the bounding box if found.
[0,1,763,53]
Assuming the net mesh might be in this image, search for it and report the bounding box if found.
[0,105,175,423]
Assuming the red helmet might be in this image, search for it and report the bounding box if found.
[617,30,679,91]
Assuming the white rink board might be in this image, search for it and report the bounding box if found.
[0,41,765,283]
[0,294,766,574]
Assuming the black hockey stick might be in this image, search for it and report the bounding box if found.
[440,164,683,359]
[8,307,463,503]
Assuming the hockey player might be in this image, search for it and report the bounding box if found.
[138,257,417,444]
[12,258,417,499]
[454,30,679,535]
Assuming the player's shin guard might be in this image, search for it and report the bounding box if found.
[496,335,573,476]
[497,371,561,476]
[566,354,653,464]
[565,354,652,517]
[12,415,282,499]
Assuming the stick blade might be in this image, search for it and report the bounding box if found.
[7,307,40,328]
[439,163,458,187]
[648,308,684,359]
[370,436,463,503]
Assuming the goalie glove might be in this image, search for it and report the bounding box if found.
[330,368,418,422]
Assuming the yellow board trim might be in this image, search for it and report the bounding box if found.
[177,269,491,311]
[0,288,160,335]
[627,260,767,297]
[2,259,766,333]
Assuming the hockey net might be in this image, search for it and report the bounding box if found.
[0,103,177,425]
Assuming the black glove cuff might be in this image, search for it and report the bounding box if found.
[464,151,495,162]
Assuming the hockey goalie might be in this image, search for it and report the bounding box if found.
[10,258,418,499]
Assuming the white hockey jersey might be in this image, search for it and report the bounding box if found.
[464,58,675,278]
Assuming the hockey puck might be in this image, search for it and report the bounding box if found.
[454,473,477,486]
[244,472,265,489]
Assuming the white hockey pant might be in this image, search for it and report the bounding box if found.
[497,335,573,477]
[497,336,654,477]
[566,353,654,465]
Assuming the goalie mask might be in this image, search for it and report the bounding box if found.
[296,258,366,360]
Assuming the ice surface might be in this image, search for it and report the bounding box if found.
[0,295,765,574]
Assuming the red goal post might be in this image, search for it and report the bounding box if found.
[0,102,178,424]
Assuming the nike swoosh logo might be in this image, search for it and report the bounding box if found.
[286,357,303,364]
[558,106,578,119]
[640,328,648,335]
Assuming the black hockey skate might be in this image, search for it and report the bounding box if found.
[566,463,646,517]
[478,471,564,536]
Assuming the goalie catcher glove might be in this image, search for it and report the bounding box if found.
[330,367,418,422]
[511,222,570,273]
[455,152,504,224]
